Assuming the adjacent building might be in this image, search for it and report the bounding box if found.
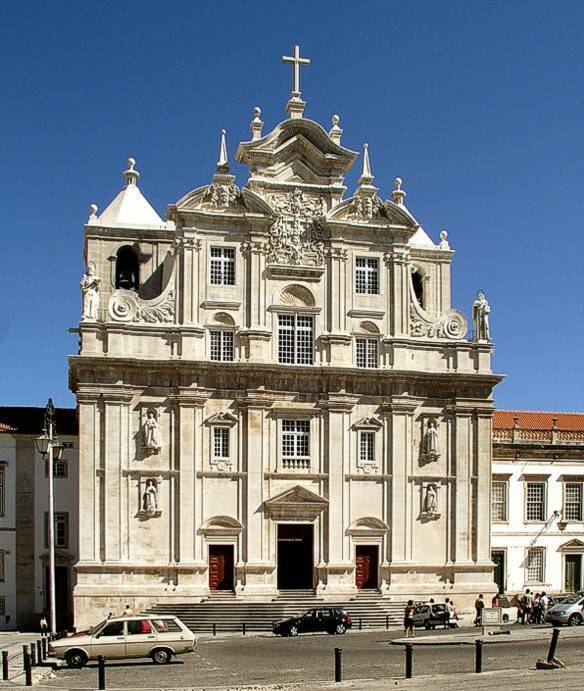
[0,407,78,630]
[69,48,502,628]
[492,411,584,594]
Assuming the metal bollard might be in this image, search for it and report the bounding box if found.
[475,639,483,673]
[242,622,246,636]
[386,615,389,630]
[42,637,47,659]
[98,655,106,691]
[405,644,413,679]
[359,618,362,631]
[29,643,36,667]
[547,627,561,663]
[2,650,8,681]
[37,640,42,663]
[22,647,32,686]
[212,623,216,636]
[334,647,342,683]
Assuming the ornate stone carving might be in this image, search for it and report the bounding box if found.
[142,409,161,454]
[80,263,101,321]
[108,289,175,324]
[348,194,384,221]
[421,419,440,463]
[410,302,468,340]
[266,188,327,266]
[472,290,491,342]
[203,181,242,209]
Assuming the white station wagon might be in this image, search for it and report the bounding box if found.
[50,615,196,667]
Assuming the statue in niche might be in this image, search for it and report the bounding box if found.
[143,479,158,513]
[424,483,438,515]
[425,421,439,452]
[472,291,491,341]
[143,409,160,450]
[80,263,101,321]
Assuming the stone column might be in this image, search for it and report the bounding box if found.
[475,409,493,563]
[244,240,268,330]
[77,392,101,563]
[328,247,348,333]
[452,406,473,564]
[384,244,410,338]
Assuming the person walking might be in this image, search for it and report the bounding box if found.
[404,600,415,638]
[540,591,549,624]
[124,604,134,616]
[474,594,485,626]
[39,616,48,635]
[522,589,533,625]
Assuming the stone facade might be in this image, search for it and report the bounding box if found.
[69,49,502,628]
[492,411,584,594]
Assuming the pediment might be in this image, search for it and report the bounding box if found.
[328,195,418,229]
[559,539,584,551]
[352,416,383,431]
[198,515,243,536]
[205,411,238,427]
[263,485,328,520]
[347,516,389,536]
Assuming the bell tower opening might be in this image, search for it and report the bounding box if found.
[115,245,140,291]
[412,268,424,309]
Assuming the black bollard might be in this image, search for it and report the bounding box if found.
[98,655,106,691]
[29,643,36,667]
[386,615,389,630]
[42,637,47,659]
[475,639,483,673]
[359,618,362,631]
[242,622,246,636]
[37,640,42,663]
[334,647,342,683]
[212,623,216,636]
[547,628,561,663]
[2,650,8,681]
[22,647,32,686]
[405,644,413,679]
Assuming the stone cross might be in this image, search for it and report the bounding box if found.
[282,44,310,97]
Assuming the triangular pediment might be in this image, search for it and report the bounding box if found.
[205,411,238,427]
[559,539,584,551]
[352,416,383,431]
[264,485,328,520]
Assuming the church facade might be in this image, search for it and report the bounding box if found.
[69,47,501,627]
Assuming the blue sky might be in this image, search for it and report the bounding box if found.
[1,0,582,410]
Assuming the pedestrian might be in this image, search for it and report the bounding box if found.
[474,594,485,626]
[540,591,549,623]
[124,604,134,616]
[404,600,415,638]
[445,598,455,628]
[521,589,533,625]
[450,601,459,628]
[532,593,541,624]
[491,593,500,608]
[39,616,48,635]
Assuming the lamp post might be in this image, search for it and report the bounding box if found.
[35,399,64,634]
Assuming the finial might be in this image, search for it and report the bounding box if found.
[88,203,98,223]
[216,129,229,173]
[391,177,406,205]
[329,114,343,144]
[123,157,140,186]
[438,229,450,250]
[358,143,375,186]
[251,106,264,141]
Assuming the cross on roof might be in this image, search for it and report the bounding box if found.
[282,44,310,97]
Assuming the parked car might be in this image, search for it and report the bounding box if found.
[50,615,196,668]
[412,603,450,630]
[545,594,584,626]
[272,607,352,636]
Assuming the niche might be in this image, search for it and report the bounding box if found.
[115,245,140,291]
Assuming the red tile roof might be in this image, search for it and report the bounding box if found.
[0,407,77,435]
[493,410,584,431]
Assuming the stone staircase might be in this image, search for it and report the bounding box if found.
[148,589,405,633]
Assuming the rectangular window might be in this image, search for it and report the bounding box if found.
[355,257,379,294]
[359,432,375,462]
[45,458,68,479]
[281,420,310,469]
[213,427,230,459]
[491,480,508,522]
[356,338,378,368]
[564,483,583,522]
[525,482,546,522]
[45,512,69,549]
[526,548,545,583]
[0,467,4,517]
[210,247,235,285]
[210,331,234,361]
[278,314,314,365]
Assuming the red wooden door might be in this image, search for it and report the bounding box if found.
[355,546,378,589]
[209,545,234,590]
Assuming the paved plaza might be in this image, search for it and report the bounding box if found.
[34,626,584,690]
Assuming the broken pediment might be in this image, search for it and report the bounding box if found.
[327,195,419,230]
[263,485,328,520]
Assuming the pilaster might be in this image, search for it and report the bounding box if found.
[384,245,410,337]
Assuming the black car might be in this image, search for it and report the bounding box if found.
[273,607,352,636]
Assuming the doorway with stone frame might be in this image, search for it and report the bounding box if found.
[208,544,235,591]
[277,523,314,590]
[355,545,379,589]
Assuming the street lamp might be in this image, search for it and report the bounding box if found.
[35,398,63,634]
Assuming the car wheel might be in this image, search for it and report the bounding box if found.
[568,614,582,627]
[151,648,172,664]
[65,650,88,669]
[335,623,346,634]
[289,625,299,637]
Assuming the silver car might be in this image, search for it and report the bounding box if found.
[50,615,196,668]
[545,594,584,626]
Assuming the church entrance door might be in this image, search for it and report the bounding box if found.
[355,546,378,589]
[209,545,234,591]
[277,524,313,590]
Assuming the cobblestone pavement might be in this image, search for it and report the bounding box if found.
[0,632,53,686]
[39,626,584,689]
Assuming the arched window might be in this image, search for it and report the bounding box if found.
[412,268,424,309]
[115,245,139,291]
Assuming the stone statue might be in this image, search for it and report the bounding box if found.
[80,264,101,321]
[472,291,491,341]
[143,479,158,513]
[425,420,439,454]
[424,483,438,514]
[144,410,159,448]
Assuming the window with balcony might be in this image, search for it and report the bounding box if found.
[356,338,378,368]
[564,482,583,522]
[278,314,314,365]
[525,482,546,522]
[491,480,508,522]
[526,547,545,583]
[355,257,379,294]
[281,420,310,469]
[210,247,235,285]
[210,330,234,361]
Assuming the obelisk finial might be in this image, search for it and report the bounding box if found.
[216,129,229,173]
